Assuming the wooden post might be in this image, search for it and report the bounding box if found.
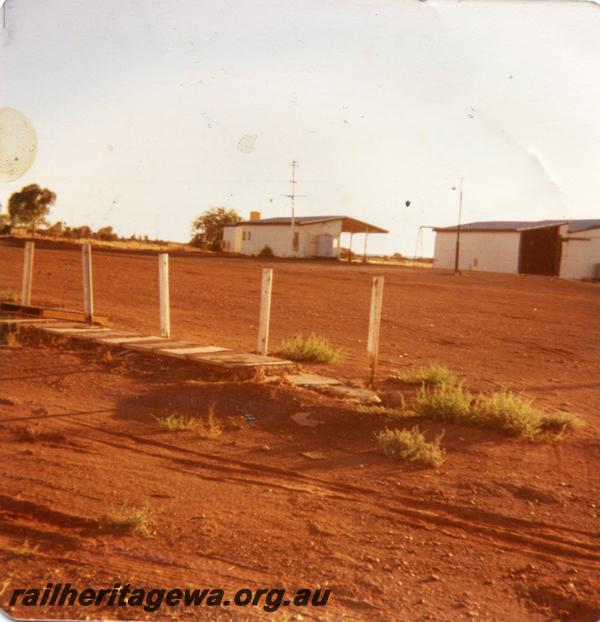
[367,276,384,385]
[158,253,170,337]
[348,232,353,263]
[20,241,34,305]
[82,244,94,323]
[257,268,273,355]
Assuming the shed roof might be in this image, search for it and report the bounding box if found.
[434,219,600,234]
[230,215,388,234]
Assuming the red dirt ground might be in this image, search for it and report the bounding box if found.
[1,240,599,620]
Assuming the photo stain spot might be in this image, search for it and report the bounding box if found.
[237,134,258,154]
[0,107,37,182]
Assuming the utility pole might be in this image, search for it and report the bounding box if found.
[453,177,464,274]
[289,160,298,229]
[282,160,305,254]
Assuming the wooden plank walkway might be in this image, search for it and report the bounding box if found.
[1,317,380,402]
[5,319,294,375]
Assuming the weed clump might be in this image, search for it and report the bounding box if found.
[278,334,344,364]
[377,426,445,468]
[470,390,544,437]
[197,406,222,439]
[414,384,585,439]
[12,539,40,557]
[539,411,585,437]
[400,362,584,440]
[399,363,457,387]
[414,383,473,423]
[104,501,156,537]
[154,414,197,432]
[154,404,223,438]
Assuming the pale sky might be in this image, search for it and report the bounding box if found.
[2,0,600,255]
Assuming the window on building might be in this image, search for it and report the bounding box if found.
[242,231,246,241]
[247,231,252,241]
[293,231,299,251]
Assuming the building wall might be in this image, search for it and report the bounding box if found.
[222,220,343,257]
[434,226,600,279]
[300,220,343,257]
[433,231,521,273]
[560,227,600,279]
[222,226,242,253]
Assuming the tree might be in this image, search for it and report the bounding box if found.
[72,225,93,239]
[8,184,56,234]
[0,212,11,235]
[95,225,118,241]
[191,207,241,251]
[46,221,65,237]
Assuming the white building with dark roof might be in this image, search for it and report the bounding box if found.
[433,219,600,279]
[222,213,387,259]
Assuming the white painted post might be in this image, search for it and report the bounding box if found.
[158,253,170,337]
[82,244,94,323]
[367,276,384,385]
[20,241,34,305]
[257,268,273,355]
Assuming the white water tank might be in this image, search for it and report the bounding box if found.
[317,234,335,257]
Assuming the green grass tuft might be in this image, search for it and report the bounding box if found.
[278,334,344,363]
[376,426,445,468]
[413,383,473,423]
[399,363,457,387]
